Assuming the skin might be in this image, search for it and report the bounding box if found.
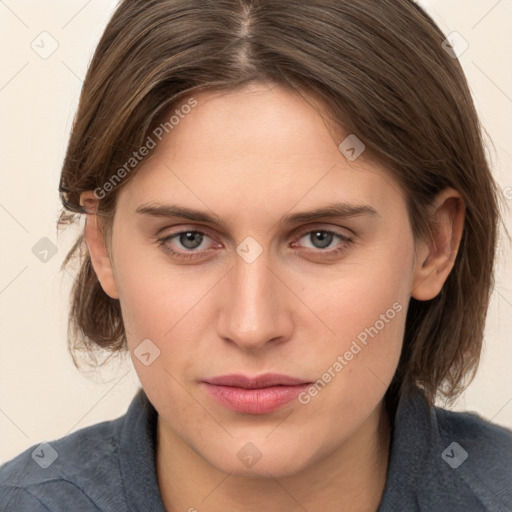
[80,81,465,512]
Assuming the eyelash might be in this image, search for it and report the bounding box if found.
[156,227,354,261]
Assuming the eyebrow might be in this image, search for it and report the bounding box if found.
[135,201,378,229]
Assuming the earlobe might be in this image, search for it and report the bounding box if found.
[411,188,465,301]
[79,191,119,300]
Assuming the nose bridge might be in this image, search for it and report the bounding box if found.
[217,244,291,350]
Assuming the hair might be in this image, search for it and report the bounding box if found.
[58,0,506,407]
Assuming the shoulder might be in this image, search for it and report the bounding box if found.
[380,387,512,511]
[0,415,126,511]
[434,403,512,458]
[428,401,512,511]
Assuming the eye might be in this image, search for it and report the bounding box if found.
[173,231,208,250]
[291,228,353,258]
[157,230,218,260]
[298,230,338,249]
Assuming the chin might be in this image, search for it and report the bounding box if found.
[200,437,316,480]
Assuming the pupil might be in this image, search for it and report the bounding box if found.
[180,232,203,249]
[312,231,332,249]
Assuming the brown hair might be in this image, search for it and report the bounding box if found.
[58,0,506,405]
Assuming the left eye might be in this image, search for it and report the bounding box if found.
[297,230,343,250]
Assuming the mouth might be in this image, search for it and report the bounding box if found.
[201,373,312,414]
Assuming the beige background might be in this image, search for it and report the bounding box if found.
[1,0,511,464]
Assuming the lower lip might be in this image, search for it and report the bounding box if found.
[202,383,310,414]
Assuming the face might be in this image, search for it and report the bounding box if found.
[94,82,421,477]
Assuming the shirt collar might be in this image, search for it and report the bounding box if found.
[118,387,166,511]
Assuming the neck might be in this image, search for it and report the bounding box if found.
[156,400,391,512]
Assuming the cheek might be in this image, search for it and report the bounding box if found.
[310,232,413,341]
[301,234,413,402]
[112,250,206,400]
[112,242,225,391]
[111,236,203,336]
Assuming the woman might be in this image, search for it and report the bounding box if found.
[1,0,511,510]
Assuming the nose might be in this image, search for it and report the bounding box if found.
[216,247,294,352]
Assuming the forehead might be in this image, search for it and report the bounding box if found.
[116,83,406,222]
[162,83,350,164]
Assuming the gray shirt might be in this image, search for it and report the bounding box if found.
[1,386,511,511]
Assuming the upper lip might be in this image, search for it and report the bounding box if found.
[203,373,311,389]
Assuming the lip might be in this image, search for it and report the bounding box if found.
[201,373,311,414]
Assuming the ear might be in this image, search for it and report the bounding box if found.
[79,191,119,299]
[411,188,465,301]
